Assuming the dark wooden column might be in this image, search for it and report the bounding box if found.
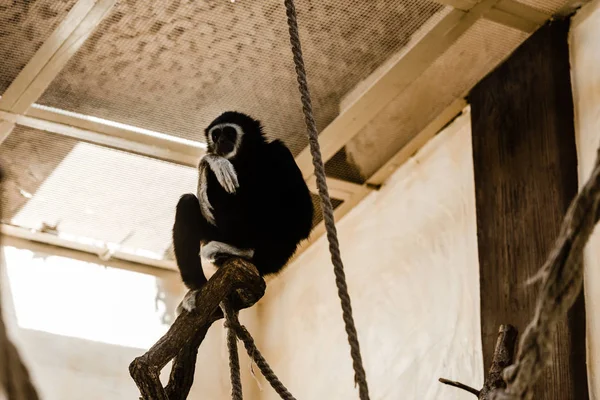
[470,19,588,400]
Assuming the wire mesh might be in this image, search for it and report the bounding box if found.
[36,0,445,156]
[0,0,77,95]
[1,125,197,260]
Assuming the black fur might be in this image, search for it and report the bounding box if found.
[172,111,314,290]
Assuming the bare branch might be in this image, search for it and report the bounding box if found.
[129,257,266,399]
[439,324,518,400]
[438,378,480,396]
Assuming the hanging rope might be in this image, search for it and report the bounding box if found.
[283,0,371,399]
[222,301,297,400]
[221,302,244,400]
[220,1,371,398]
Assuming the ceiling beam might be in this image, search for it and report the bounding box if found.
[0,120,15,145]
[294,0,499,181]
[433,0,549,31]
[1,104,364,202]
[0,106,205,167]
[0,0,117,114]
[305,176,370,202]
[1,223,176,271]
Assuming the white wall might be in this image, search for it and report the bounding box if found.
[0,246,260,400]
[255,111,483,400]
[570,3,600,397]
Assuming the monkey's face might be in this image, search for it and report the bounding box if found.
[206,123,243,158]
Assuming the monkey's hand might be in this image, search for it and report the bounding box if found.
[201,154,239,194]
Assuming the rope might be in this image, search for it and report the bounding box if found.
[220,1,370,398]
[221,302,244,400]
[222,302,296,400]
[283,0,371,399]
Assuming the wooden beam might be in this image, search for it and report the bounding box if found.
[305,176,370,202]
[0,120,15,145]
[295,1,499,180]
[0,0,117,114]
[470,19,588,400]
[0,107,205,167]
[0,223,177,272]
[432,0,549,32]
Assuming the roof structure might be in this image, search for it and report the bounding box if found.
[0,0,581,270]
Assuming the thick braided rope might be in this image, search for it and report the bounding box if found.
[221,302,244,400]
[283,1,370,399]
[491,148,600,399]
[221,302,296,400]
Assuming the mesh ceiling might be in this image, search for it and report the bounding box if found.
[343,19,530,179]
[37,0,446,156]
[1,126,342,261]
[0,0,77,95]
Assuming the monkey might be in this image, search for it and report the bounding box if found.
[172,111,314,312]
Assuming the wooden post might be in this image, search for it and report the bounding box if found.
[470,18,589,400]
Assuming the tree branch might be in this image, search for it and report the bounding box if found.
[129,257,266,399]
[440,324,518,400]
[438,378,480,396]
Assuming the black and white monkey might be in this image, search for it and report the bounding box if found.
[173,111,314,311]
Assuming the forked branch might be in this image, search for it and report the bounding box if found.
[439,324,518,399]
[129,258,266,399]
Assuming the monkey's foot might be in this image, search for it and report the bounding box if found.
[176,289,200,314]
[200,241,254,263]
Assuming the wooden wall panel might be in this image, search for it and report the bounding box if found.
[470,18,589,400]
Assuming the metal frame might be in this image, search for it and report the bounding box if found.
[0,0,570,269]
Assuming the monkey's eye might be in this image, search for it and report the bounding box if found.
[210,129,221,143]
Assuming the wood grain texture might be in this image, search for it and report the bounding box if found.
[470,19,589,400]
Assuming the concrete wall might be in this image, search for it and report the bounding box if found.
[570,3,600,397]
[255,111,483,399]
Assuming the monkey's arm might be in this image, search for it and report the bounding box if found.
[252,141,314,274]
[266,140,314,238]
[172,194,210,291]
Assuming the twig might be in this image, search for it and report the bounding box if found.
[129,258,266,399]
[440,325,518,400]
[438,378,480,396]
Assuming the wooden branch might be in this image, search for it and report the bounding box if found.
[129,258,266,399]
[438,378,480,396]
[0,166,41,400]
[480,325,518,399]
[439,325,518,400]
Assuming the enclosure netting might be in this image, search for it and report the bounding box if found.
[0,0,577,263]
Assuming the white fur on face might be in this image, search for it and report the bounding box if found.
[207,123,244,159]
